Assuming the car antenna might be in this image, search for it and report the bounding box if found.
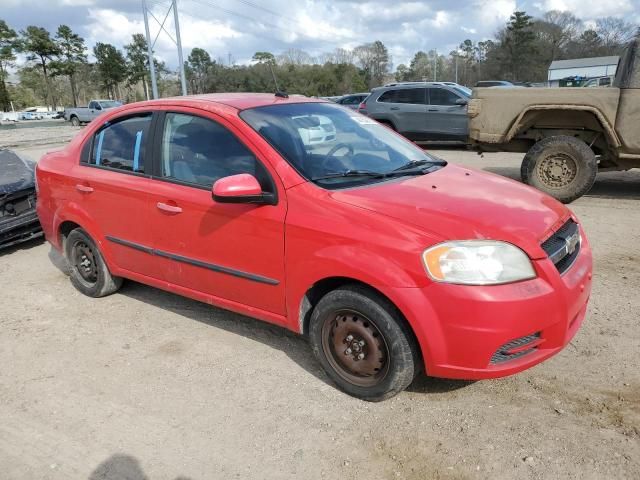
[269,62,288,98]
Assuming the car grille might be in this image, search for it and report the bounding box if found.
[490,333,541,364]
[541,219,581,274]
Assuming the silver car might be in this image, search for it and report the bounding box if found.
[335,93,369,110]
[359,82,471,142]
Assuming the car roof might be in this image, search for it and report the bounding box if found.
[116,93,326,113]
[373,82,459,91]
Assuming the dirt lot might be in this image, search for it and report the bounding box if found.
[1,126,639,480]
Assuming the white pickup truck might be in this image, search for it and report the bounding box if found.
[63,99,122,126]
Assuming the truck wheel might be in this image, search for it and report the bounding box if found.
[65,228,122,298]
[521,136,597,203]
[70,116,80,127]
[309,285,420,401]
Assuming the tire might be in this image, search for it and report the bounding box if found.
[521,135,597,203]
[309,285,420,401]
[70,116,80,127]
[64,228,122,298]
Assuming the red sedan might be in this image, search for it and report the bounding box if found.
[36,93,592,401]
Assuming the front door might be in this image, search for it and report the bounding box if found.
[145,109,287,318]
[425,87,468,140]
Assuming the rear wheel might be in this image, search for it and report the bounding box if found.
[64,228,122,297]
[309,285,419,401]
[521,135,597,203]
[70,116,80,127]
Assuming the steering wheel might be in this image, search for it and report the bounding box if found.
[321,143,354,172]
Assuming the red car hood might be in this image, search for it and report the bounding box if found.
[329,164,570,259]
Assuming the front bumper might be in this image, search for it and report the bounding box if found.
[387,233,593,380]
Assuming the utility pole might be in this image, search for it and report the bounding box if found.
[455,52,458,84]
[172,0,188,96]
[142,0,159,99]
[433,49,437,82]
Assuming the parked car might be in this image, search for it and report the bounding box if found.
[359,81,470,141]
[475,80,515,87]
[293,114,336,145]
[37,94,592,401]
[1,149,42,249]
[582,76,613,88]
[469,38,640,203]
[335,93,369,110]
[318,96,341,102]
[18,112,38,120]
[64,99,123,126]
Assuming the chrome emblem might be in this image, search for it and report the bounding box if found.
[563,231,580,256]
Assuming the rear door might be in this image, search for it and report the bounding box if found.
[70,112,162,278]
[425,87,468,140]
[377,88,427,138]
[144,108,288,318]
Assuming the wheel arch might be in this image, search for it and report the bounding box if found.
[375,118,397,131]
[58,220,82,252]
[298,276,423,364]
[52,205,116,270]
[507,106,620,149]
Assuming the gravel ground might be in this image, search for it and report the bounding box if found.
[1,126,639,480]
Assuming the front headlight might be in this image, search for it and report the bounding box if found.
[422,241,536,285]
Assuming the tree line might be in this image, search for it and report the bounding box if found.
[0,10,638,111]
[0,21,171,111]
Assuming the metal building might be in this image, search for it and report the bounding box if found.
[547,56,619,87]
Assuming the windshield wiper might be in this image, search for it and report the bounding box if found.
[391,159,447,172]
[312,168,428,182]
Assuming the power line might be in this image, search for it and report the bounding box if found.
[231,0,337,37]
[184,0,336,43]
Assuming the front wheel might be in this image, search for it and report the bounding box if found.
[521,135,597,203]
[64,228,122,297]
[309,285,420,401]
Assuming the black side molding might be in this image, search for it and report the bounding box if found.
[106,236,280,286]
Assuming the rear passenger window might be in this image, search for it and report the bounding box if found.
[88,115,151,173]
[429,88,460,106]
[377,90,397,103]
[378,88,426,105]
[160,113,271,190]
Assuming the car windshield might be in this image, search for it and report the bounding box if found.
[99,100,123,108]
[453,86,472,97]
[240,102,443,188]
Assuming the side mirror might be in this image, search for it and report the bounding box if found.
[212,174,275,205]
[455,98,468,106]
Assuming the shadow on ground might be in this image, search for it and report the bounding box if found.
[89,454,191,480]
[484,167,640,201]
[118,279,473,396]
[0,236,44,257]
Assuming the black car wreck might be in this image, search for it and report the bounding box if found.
[0,149,42,250]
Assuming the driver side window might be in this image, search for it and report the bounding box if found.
[160,113,271,190]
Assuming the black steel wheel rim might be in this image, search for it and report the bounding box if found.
[320,309,389,388]
[72,240,98,284]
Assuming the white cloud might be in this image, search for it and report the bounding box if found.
[1,0,637,69]
[534,0,635,19]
